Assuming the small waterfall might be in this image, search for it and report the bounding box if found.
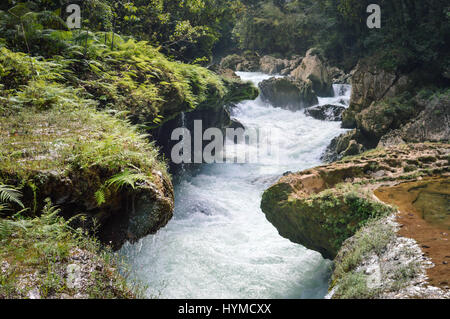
[317,84,352,107]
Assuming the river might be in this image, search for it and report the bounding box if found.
[120,72,350,298]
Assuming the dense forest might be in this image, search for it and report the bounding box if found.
[1,0,448,71]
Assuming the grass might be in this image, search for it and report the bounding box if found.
[0,199,145,299]
[0,87,168,191]
[332,218,396,282]
[306,183,395,251]
[0,44,176,238]
[331,272,377,299]
[331,219,396,299]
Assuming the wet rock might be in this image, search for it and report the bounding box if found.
[258,77,318,110]
[229,118,245,130]
[304,104,345,121]
[321,129,371,162]
[290,48,333,96]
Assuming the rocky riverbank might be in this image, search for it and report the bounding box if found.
[0,38,258,298]
[261,143,450,298]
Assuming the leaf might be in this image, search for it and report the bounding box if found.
[0,184,24,208]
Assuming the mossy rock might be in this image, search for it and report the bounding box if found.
[261,183,393,259]
[258,77,318,110]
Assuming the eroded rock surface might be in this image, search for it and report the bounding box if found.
[290,48,333,96]
[261,143,450,298]
[258,77,318,110]
[342,60,411,128]
[304,104,345,121]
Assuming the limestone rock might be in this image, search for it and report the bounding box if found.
[261,143,450,261]
[328,66,351,84]
[259,55,288,74]
[290,48,333,96]
[378,93,450,147]
[258,77,318,110]
[342,60,411,128]
[304,104,345,121]
[321,129,370,162]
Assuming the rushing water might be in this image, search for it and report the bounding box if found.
[120,72,350,299]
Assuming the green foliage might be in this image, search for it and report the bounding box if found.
[233,0,449,75]
[0,184,24,213]
[332,219,396,283]
[0,198,143,299]
[332,272,376,299]
[94,167,153,206]
[107,0,244,63]
[0,46,170,213]
[105,168,152,191]
[309,183,395,251]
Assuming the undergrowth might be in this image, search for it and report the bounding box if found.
[0,196,145,299]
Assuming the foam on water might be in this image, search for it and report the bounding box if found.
[120,71,350,298]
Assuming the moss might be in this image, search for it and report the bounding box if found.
[340,147,386,163]
[332,219,396,285]
[331,272,376,299]
[0,200,144,299]
[0,47,174,248]
[261,182,394,259]
[403,164,417,173]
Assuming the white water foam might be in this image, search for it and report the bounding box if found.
[120,71,350,299]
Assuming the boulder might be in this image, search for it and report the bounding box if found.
[290,48,333,96]
[258,77,318,110]
[218,68,240,81]
[328,66,351,84]
[321,129,370,162]
[354,102,395,140]
[342,60,411,128]
[304,104,345,121]
[237,52,260,72]
[378,92,450,147]
[280,56,303,75]
[261,143,450,260]
[259,55,288,74]
[219,54,245,70]
[220,52,260,72]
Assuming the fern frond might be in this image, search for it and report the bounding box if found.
[0,184,24,208]
[95,189,106,206]
[105,169,150,192]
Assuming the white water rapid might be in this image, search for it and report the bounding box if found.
[120,72,350,298]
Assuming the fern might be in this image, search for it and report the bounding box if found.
[105,168,151,192]
[94,189,106,206]
[0,184,24,210]
[93,168,151,206]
